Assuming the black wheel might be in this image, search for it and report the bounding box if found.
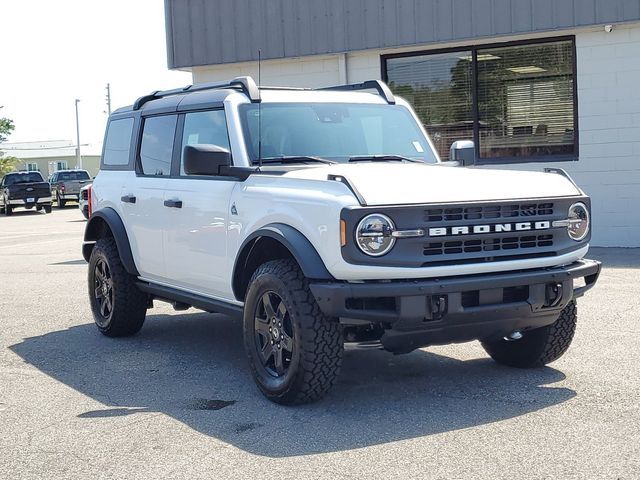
[88,237,147,337]
[44,205,52,214]
[36,205,42,212]
[81,207,89,219]
[481,300,578,368]
[57,193,66,209]
[5,204,12,216]
[243,259,343,405]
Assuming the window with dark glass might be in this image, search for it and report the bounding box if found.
[139,115,177,176]
[384,38,576,162]
[180,110,230,175]
[103,118,134,166]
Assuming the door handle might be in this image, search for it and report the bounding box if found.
[164,199,182,209]
[121,194,136,204]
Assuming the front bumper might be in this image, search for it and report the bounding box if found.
[310,259,601,353]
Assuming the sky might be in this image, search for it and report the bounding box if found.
[0,0,191,154]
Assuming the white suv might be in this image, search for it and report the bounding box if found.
[83,77,600,404]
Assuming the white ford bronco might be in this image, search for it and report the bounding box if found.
[83,77,600,404]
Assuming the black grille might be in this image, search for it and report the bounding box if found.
[424,234,554,256]
[424,202,554,222]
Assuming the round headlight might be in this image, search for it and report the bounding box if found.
[567,202,590,241]
[356,214,395,256]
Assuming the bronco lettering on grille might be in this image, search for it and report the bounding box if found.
[428,221,551,237]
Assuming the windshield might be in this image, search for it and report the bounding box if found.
[239,103,438,164]
[4,172,45,185]
[58,171,90,181]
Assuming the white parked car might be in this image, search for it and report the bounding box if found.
[79,183,92,219]
[82,77,600,404]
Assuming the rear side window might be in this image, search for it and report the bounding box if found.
[103,118,134,166]
[139,115,177,176]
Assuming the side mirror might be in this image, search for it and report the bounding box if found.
[450,140,475,166]
[183,144,231,176]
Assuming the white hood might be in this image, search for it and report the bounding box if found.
[283,163,581,205]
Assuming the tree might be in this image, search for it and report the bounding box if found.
[0,117,19,176]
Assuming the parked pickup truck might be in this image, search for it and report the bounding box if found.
[83,77,600,405]
[0,171,52,215]
[50,169,92,208]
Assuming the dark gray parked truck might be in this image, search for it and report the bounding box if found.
[49,169,91,208]
[0,171,52,215]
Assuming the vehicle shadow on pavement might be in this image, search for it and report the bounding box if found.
[10,312,575,458]
[0,210,43,218]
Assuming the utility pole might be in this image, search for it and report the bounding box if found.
[105,83,111,115]
[74,99,82,169]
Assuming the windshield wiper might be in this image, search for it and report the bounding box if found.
[255,156,336,165]
[348,155,423,163]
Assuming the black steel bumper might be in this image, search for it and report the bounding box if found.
[310,259,601,353]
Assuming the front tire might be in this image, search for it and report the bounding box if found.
[5,204,12,216]
[481,300,578,368]
[243,259,343,405]
[88,237,147,337]
[44,205,52,214]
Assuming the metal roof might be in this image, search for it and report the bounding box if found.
[165,0,640,69]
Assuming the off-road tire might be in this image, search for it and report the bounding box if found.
[88,237,147,337]
[243,259,343,405]
[481,300,578,368]
[44,205,52,214]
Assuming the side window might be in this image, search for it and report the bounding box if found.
[180,110,230,175]
[139,115,177,176]
[103,118,134,167]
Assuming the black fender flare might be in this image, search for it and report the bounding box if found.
[232,223,333,300]
[82,207,139,276]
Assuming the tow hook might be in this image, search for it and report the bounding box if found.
[428,295,448,320]
[504,331,523,341]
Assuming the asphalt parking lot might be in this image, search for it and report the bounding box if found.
[0,207,639,479]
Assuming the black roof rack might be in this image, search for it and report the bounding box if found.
[132,77,396,111]
[132,76,261,110]
[318,80,395,104]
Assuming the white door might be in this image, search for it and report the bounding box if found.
[121,114,177,282]
[161,109,236,299]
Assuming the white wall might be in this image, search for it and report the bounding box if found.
[192,25,640,247]
[191,51,380,87]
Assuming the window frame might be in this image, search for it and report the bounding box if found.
[174,107,233,178]
[135,113,179,178]
[381,35,578,164]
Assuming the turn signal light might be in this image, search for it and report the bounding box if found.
[340,220,347,246]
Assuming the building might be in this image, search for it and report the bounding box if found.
[0,140,100,178]
[164,0,640,247]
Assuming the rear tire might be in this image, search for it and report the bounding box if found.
[481,300,578,368]
[243,259,343,405]
[57,193,66,209]
[88,237,147,337]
